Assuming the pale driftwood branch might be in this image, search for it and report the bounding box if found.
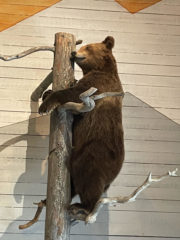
[19,199,46,229]
[20,168,178,229]
[43,87,125,114]
[61,87,98,113]
[0,46,54,61]
[92,91,124,100]
[31,71,53,101]
[70,168,179,224]
[0,40,82,62]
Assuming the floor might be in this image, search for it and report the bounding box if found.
[0,0,180,239]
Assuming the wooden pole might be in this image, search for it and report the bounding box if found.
[45,32,76,240]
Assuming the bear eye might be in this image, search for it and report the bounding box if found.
[86,46,91,51]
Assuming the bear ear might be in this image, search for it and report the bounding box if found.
[103,36,114,50]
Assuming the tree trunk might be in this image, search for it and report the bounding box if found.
[45,32,76,240]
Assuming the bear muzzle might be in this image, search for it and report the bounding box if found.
[71,51,86,62]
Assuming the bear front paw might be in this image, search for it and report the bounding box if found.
[39,102,48,115]
[39,102,56,115]
[42,90,53,101]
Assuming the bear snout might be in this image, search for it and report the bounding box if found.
[71,51,77,57]
[71,51,86,62]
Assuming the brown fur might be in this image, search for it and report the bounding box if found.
[39,36,124,216]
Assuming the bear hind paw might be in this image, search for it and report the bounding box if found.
[68,203,89,220]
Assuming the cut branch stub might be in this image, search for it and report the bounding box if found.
[76,40,83,45]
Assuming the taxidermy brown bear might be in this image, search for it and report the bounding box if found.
[39,36,124,218]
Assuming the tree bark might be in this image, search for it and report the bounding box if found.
[45,32,76,240]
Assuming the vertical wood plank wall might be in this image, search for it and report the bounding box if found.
[0,0,180,239]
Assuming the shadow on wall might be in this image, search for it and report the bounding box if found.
[0,92,179,240]
[0,101,49,240]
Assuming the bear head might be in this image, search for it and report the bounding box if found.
[73,36,117,75]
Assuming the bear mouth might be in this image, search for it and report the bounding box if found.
[71,51,86,62]
[74,55,86,61]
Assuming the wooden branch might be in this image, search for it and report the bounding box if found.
[0,38,82,101]
[45,32,76,240]
[19,199,46,229]
[0,46,54,61]
[17,35,82,234]
[0,40,82,62]
[69,168,178,224]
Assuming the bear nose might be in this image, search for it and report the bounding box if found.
[71,51,77,57]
